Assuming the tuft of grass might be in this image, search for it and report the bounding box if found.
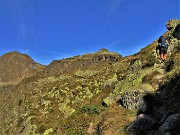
[63,128,87,135]
[142,70,161,84]
[96,105,136,135]
[74,70,101,78]
[80,105,104,115]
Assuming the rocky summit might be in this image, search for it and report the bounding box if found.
[0,19,180,135]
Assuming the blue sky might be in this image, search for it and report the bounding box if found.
[0,0,179,65]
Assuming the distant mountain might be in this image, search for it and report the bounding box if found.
[38,48,122,77]
[0,19,179,135]
[0,51,45,85]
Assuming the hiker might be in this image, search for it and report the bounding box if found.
[156,36,170,62]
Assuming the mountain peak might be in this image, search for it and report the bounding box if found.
[1,51,31,60]
[0,51,45,84]
[97,48,110,53]
[2,51,20,56]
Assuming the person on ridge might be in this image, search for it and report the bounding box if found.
[156,36,170,62]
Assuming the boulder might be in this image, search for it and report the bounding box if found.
[158,114,180,134]
[118,90,144,109]
[126,114,158,134]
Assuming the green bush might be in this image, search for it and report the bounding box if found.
[75,70,101,77]
[80,105,103,115]
[147,52,157,67]
[65,128,87,135]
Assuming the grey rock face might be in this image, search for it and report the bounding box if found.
[158,114,180,134]
[126,114,158,134]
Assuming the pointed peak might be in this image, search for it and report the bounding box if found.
[1,51,30,59]
[3,51,21,55]
[97,48,110,53]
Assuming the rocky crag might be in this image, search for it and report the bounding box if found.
[0,19,179,135]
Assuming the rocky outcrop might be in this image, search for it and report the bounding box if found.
[166,20,180,53]
[159,114,180,135]
[126,93,163,134]
[102,59,155,108]
[92,48,122,62]
[126,76,180,134]
[166,19,180,30]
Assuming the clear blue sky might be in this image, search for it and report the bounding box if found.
[0,0,179,65]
